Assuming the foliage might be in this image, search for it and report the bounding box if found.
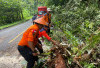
[0,0,23,25]
[49,0,100,49]
[0,16,32,30]
[44,0,100,67]
[0,0,45,26]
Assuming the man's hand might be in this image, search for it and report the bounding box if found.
[41,36,44,42]
[53,41,58,45]
[41,38,44,42]
[32,53,38,56]
[50,39,58,45]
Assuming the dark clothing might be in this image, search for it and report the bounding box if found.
[40,27,50,34]
[37,39,43,54]
[32,15,37,21]
[38,39,42,44]
[32,15,37,24]
[40,28,45,32]
[18,46,38,68]
[46,27,50,34]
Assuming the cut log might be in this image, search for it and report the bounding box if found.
[55,54,67,68]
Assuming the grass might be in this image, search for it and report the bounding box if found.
[0,16,33,30]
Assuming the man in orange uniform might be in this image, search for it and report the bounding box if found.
[47,8,52,24]
[18,16,48,68]
[45,8,52,34]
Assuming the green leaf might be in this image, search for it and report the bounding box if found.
[94,29,100,34]
[89,22,94,29]
[40,52,51,56]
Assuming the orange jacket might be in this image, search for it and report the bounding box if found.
[38,28,51,41]
[18,24,39,47]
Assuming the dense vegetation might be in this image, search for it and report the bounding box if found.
[0,0,40,26]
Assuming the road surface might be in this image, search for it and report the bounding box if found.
[0,19,32,51]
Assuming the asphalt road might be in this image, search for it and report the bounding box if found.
[0,19,32,51]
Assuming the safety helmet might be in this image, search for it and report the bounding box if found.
[47,8,52,11]
[38,6,47,16]
[34,15,49,26]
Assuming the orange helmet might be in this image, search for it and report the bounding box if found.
[34,14,49,26]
